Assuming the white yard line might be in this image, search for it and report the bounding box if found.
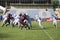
[40,26,54,40]
[43,30,54,40]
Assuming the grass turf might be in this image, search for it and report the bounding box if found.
[0,21,60,40]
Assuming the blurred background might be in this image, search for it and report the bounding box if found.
[0,0,60,21]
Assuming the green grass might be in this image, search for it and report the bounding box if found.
[0,21,60,40]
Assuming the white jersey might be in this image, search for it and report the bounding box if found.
[14,15,20,23]
[38,18,41,22]
[53,17,57,25]
[14,15,20,19]
[53,17,57,22]
[2,14,8,22]
[3,14,7,20]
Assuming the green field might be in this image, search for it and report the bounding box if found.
[0,21,60,40]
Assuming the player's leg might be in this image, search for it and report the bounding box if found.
[24,20,30,30]
[53,21,57,29]
[18,21,20,28]
[1,19,7,27]
[10,19,14,27]
[20,22,23,30]
[28,20,32,29]
[5,20,10,26]
[38,20,43,28]
[55,22,57,29]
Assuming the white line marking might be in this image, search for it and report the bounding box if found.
[43,30,54,40]
[40,26,54,40]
